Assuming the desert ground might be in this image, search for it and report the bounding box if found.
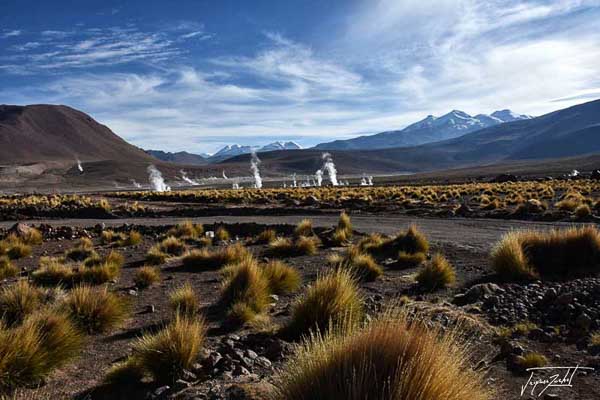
[1,179,600,400]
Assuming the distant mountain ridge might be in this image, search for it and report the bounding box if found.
[315,109,531,150]
[145,150,207,165]
[207,141,302,162]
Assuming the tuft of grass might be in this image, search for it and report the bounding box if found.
[0,310,82,389]
[220,256,271,325]
[330,228,350,247]
[169,282,200,318]
[254,229,277,245]
[491,226,600,280]
[168,221,204,239]
[286,269,363,338]
[330,248,382,282]
[364,225,429,258]
[130,315,207,383]
[215,226,231,241]
[274,310,491,400]
[0,256,18,279]
[5,239,32,260]
[397,251,427,267]
[356,233,386,253]
[103,358,145,386]
[146,245,168,265]
[590,331,600,347]
[65,237,97,261]
[134,266,160,289]
[575,204,592,219]
[294,219,314,238]
[62,285,128,333]
[416,253,456,291]
[337,212,353,238]
[101,230,117,245]
[182,243,250,270]
[20,228,43,245]
[517,352,548,369]
[158,236,187,256]
[117,230,142,247]
[262,260,301,295]
[31,257,75,286]
[266,236,318,258]
[0,281,43,326]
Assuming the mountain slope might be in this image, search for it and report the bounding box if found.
[208,141,303,162]
[146,150,207,165]
[0,104,154,164]
[315,109,531,150]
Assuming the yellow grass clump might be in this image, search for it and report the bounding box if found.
[273,310,492,400]
[182,243,250,270]
[62,285,128,333]
[169,282,200,318]
[286,269,363,338]
[262,260,301,295]
[416,253,456,291]
[491,226,600,280]
[133,266,161,289]
[0,256,18,279]
[0,281,43,326]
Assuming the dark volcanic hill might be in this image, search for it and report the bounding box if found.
[145,150,207,165]
[0,104,154,164]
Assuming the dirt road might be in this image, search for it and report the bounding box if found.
[1,215,588,251]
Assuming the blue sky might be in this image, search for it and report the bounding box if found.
[1,0,600,154]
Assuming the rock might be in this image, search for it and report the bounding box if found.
[227,382,276,400]
[153,385,170,396]
[245,349,258,360]
[128,289,138,296]
[8,223,34,238]
[455,204,472,216]
[576,313,592,331]
[233,365,251,376]
[182,369,197,381]
[173,379,191,390]
[455,283,502,305]
[145,305,155,313]
[269,294,279,302]
[254,356,272,368]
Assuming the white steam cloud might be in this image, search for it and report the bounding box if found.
[321,153,338,186]
[180,170,199,186]
[147,165,170,192]
[250,151,262,189]
[131,179,142,189]
[222,170,228,180]
[76,159,83,173]
[315,169,323,187]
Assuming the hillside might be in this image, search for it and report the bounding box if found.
[0,104,154,164]
[315,109,531,150]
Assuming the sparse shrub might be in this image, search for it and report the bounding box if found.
[286,269,363,338]
[274,310,491,400]
[129,315,207,383]
[590,331,600,347]
[416,253,456,291]
[0,310,82,389]
[255,229,277,245]
[62,285,128,333]
[0,281,43,326]
[0,256,18,279]
[330,228,350,246]
[491,226,600,280]
[146,245,168,265]
[158,236,187,256]
[0,236,33,260]
[101,230,117,245]
[182,243,250,270]
[397,251,426,267]
[104,358,145,386]
[220,256,270,325]
[134,266,160,289]
[294,219,314,238]
[215,227,230,241]
[262,260,301,295]
[356,233,386,253]
[517,352,548,369]
[169,282,200,317]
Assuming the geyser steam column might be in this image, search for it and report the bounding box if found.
[250,150,262,189]
[321,152,338,186]
[147,165,171,192]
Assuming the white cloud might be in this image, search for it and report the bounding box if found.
[1,30,22,38]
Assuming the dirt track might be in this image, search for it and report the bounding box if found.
[1,214,588,251]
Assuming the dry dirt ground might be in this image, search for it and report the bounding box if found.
[2,215,600,400]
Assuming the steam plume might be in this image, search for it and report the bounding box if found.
[321,153,338,186]
[147,165,170,192]
[76,159,83,173]
[250,151,262,189]
[222,170,228,180]
[180,170,199,186]
[131,179,142,189]
[315,169,323,187]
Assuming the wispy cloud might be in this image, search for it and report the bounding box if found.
[1,30,22,38]
[1,1,600,153]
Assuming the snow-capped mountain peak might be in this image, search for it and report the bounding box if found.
[259,141,302,152]
[491,109,533,122]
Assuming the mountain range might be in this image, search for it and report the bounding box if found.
[315,109,532,151]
